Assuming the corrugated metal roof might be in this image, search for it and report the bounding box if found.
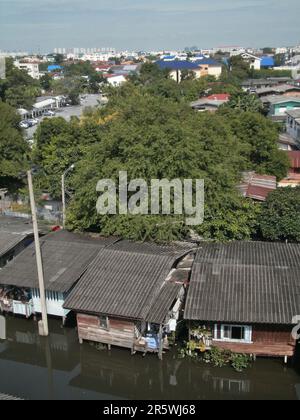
[64,241,192,323]
[147,281,182,324]
[0,232,27,258]
[0,216,33,235]
[288,151,300,169]
[0,231,117,292]
[156,60,200,71]
[194,58,221,67]
[238,172,277,201]
[184,242,300,324]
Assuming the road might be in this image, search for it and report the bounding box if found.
[25,94,103,140]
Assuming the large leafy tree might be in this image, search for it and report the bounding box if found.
[218,108,289,180]
[259,187,300,242]
[223,91,263,113]
[0,102,29,190]
[63,92,259,241]
[0,58,41,109]
[33,77,288,242]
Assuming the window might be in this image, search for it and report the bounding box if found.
[215,324,252,343]
[99,315,108,330]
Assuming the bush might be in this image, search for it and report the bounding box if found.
[182,345,252,372]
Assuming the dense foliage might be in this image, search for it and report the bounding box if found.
[0,58,41,108]
[259,187,300,242]
[32,71,289,242]
[0,101,29,190]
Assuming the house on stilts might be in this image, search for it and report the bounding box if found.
[184,241,300,363]
[0,230,116,321]
[64,240,195,359]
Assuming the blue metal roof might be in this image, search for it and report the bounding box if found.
[156,60,200,70]
[162,55,176,60]
[261,56,275,68]
[194,58,220,66]
[48,64,63,72]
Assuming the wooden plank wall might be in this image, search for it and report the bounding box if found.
[77,313,135,350]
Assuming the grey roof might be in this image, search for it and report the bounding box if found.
[184,242,300,325]
[191,99,226,109]
[0,232,28,258]
[261,94,300,105]
[256,84,300,95]
[0,216,33,235]
[64,240,192,323]
[279,133,298,146]
[242,78,291,86]
[286,109,300,121]
[0,230,117,292]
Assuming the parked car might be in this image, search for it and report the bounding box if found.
[19,121,30,129]
[43,110,56,117]
[27,118,39,126]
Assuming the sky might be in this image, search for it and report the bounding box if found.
[0,0,299,52]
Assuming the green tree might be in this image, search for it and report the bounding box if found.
[0,58,40,108]
[259,187,300,242]
[219,109,289,180]
[0,102,29,190]
[63,92,259,241]
[223,91,263,113]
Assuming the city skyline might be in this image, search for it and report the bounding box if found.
[0,0,299,52]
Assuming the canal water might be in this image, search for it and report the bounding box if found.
[0,317,299,400]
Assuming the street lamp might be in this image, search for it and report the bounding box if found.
[27,170,49,337]
[62,164,75,229]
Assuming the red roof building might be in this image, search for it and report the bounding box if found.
[239,172,277,201]
[279,151,300,187]
[206,93,230,101]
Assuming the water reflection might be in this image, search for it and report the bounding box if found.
[0,317,299,400]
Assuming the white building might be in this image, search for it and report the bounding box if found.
[240,53,261,70]
[14,61,40,79]
[106,74,127,87]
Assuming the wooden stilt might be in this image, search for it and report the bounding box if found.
[158,324,163,360]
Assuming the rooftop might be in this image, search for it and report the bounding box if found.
[156,60,200,71]
[0,230,117,293]
[184,242,300,325]
[64,240,193,323]
[238,172,277,202]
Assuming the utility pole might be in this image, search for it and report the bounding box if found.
[27,170,49,337]
[62,164,75,229]
[62,173,66,229]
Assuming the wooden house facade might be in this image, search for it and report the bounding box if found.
[184,242,300,361]
[64,240,195,358]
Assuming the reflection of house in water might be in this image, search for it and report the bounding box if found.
[0,317,79,372]
[211,376,251,394]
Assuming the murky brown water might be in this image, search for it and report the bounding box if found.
[0,317,299,400]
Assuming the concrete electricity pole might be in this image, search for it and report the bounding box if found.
[27,170,49,337]
[62,164,75,229]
